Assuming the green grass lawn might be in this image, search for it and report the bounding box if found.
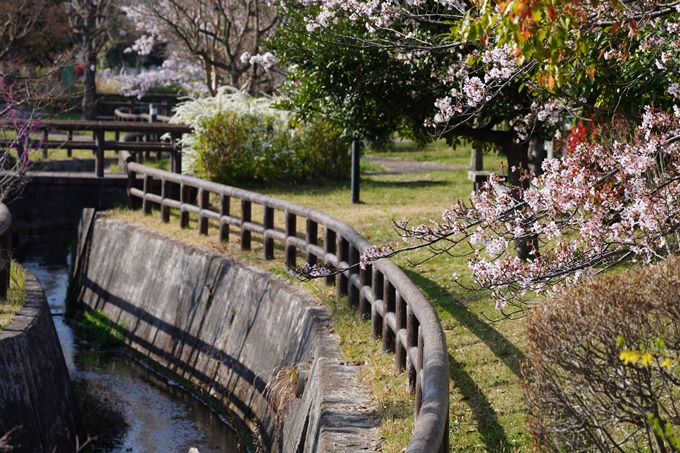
[109,140,531,452]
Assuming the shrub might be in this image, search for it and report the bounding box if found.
[171,86,351,185]
[522,258,680,452]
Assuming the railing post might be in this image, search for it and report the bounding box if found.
[180,183,189,229]
[95,128,105,178]
[348,245,359,309]
[359,264,372,320]
[306,219,318,265]
[324,228,336,286]
[126,155,137,210]
[67,130,73,157]
[263,206,274,260]
[0,218,11,301]
[161,177,170,223]
[415,326,424,416]
[407,307,419,395]
[241,200,251,251]
[219,195,230,243]
[395,294,407,373]
[41,129,48,158]
[170,132,182,174]
[285,211,297,266]
[198,187,209,235]
[142,174,153,215]
[371,269,384,338]
[337,236,349,299]
[382,280,396,353]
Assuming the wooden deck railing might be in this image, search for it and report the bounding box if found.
[125,160,450,453]
[0,203,11,300]
[0,120,191,178]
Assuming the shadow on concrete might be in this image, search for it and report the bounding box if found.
[72,271,279,447]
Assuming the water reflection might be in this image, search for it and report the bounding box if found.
[16,228,241,452]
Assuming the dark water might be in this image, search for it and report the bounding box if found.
[16,228,242,453]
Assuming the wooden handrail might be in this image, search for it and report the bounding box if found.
[125,161,450,453]
[0,120,192,178]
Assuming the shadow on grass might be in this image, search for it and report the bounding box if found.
[447,351,509,451]
[361,178,450,189]
[403,269,526,452]
[403,269,525,377]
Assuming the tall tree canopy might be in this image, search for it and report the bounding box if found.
[283,0,680,313]
[122,0,280,95]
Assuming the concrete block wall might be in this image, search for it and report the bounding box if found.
[69,215,379,452]
[0,270,84,452]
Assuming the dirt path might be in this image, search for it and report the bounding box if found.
[364,155,465,175]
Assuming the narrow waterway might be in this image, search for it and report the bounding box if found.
[16,228,242,453]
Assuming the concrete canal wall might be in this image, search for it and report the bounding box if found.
[0,270,83,452]
[69,213,378,452]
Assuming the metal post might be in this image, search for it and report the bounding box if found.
[351,140,360,204]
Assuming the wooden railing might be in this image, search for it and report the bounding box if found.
[0,120,191,178]
[95,92,179,120]
[125,160,450,452]
[0,203,11,300]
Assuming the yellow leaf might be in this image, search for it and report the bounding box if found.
[641,353,654,367]
[661,358,672,369]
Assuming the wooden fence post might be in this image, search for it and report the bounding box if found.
[95,129,105,178]
[285,211,297,266]
[263,206,274,260]
[337,236,349,299]
[161,177,170,222]
[198,188,209,235]
[142,174,153,215]
[241,200,251,251]
[348,245,360,308]
[219,195,230,243]
[371,269,384,338]
[395,294,407,372]
[359,264,372,320]
[306,219,318,265]
[180,183,189,228]
[382,280,396,353]
[324,228,336,286]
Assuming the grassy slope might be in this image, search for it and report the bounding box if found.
[109,140,532,452]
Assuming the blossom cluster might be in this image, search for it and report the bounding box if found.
[287,262,333,280]
[107,55,209,99]
[375,104,680,309]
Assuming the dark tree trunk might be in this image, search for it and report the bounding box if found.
[503,139,538,261]
[82,50,97,120]
[528,138,547,177]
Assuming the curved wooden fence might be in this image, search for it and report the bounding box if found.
[0,203,11,300]
[125,159,450,452]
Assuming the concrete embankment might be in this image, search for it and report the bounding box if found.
[0,269,83,452]
[69,213,379,452]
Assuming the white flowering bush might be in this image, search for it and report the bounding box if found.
[106,54,209,99]
[171,86,350,184]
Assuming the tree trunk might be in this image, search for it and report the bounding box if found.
[82,50,97,120]
[528,139,547,177]
[504,140,538,260]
